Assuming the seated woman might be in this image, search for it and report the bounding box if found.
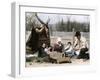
[53,37,64,53]
[38,43,58,63]
[73,31,89,60]
[38,43,49,58]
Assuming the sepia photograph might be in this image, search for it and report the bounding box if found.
[25,12,90,67]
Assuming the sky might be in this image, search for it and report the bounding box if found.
[26,12,90,24]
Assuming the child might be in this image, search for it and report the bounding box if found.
[64,42,74,57]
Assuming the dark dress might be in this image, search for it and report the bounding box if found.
[38,47,48,58]
[77,48,89,59]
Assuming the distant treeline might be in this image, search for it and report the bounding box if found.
[49,19,90,32]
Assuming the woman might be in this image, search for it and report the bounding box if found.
[53,37,64,53]
[73,31,89,59]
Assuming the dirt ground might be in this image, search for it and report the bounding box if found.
[25,58,90,67]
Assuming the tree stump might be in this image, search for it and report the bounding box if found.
[49,52,71,63]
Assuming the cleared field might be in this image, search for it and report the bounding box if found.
[26,31,89,44]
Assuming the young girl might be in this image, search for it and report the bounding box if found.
[64,42,74,57]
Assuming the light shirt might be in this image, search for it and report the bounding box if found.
[73,36,88,55]
[74,36,88,49]
[65,44,73,52]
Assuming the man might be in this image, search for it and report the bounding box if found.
[73,31,89,59]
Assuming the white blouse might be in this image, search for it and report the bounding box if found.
[73,36,88,49]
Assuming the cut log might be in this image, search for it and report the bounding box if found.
[49,52,71,63]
